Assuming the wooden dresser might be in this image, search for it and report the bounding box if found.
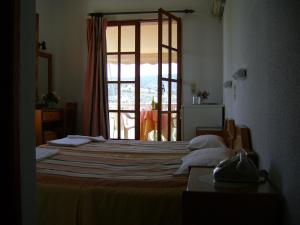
[35,102,77,146]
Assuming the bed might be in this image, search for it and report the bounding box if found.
[36,119,253,225]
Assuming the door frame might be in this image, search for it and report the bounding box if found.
[3,0,22,224]
[106,17,182,141]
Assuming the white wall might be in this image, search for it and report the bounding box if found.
[36,0,88,131]
[36,0,223,133]
[223,1,300,224]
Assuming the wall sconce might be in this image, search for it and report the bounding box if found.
[223,80,232,88]
[233,68,247,80]
[38,41,47,50]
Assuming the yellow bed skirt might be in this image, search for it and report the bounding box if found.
[37,183,184,225]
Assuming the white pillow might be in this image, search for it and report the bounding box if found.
[174,147,230,175]
[187,134,226,150]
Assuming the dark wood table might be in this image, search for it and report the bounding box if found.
[182,166,282,225]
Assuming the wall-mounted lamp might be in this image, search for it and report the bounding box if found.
[233,68,247,80]
[223,80,232,88]
[38,41,47,50]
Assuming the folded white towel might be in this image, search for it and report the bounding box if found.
[36,147,59,161]
[48,137,91,147]
[67,135,106,142]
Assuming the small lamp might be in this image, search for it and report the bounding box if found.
[38,41,47,50]
[233,68,247,80]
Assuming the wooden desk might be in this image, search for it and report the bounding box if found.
[183,167,282,225]
[35,108,63,145]
[35,103,77,146]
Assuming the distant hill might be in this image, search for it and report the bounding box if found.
[140,74,157,88]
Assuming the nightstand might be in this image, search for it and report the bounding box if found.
[182,167,282,225]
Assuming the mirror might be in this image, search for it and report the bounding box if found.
[36,50,52,106]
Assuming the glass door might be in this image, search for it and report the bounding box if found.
[158,8,182,141]
[139,21,158,141]
[106,22,140,139]
[106,14,181,141]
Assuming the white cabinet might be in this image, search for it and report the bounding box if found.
[181,104,224,141]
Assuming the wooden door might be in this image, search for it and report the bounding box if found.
[158,8,182,141]
[106,21,140,139]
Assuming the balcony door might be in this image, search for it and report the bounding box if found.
[106,21,140,140]
[158,8,182,141]
[106,10,181,141]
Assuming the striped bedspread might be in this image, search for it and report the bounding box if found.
[37,140,190,187]
[37,140,190,225]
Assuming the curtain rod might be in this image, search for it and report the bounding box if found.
[89,9,194,17]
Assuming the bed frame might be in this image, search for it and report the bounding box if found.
[223,119,258,166]
[196,119,252,151]
[224,119,251,151]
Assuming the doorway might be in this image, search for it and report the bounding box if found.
[106,10,182,141]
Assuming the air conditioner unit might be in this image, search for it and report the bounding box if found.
[211,0,226,18]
